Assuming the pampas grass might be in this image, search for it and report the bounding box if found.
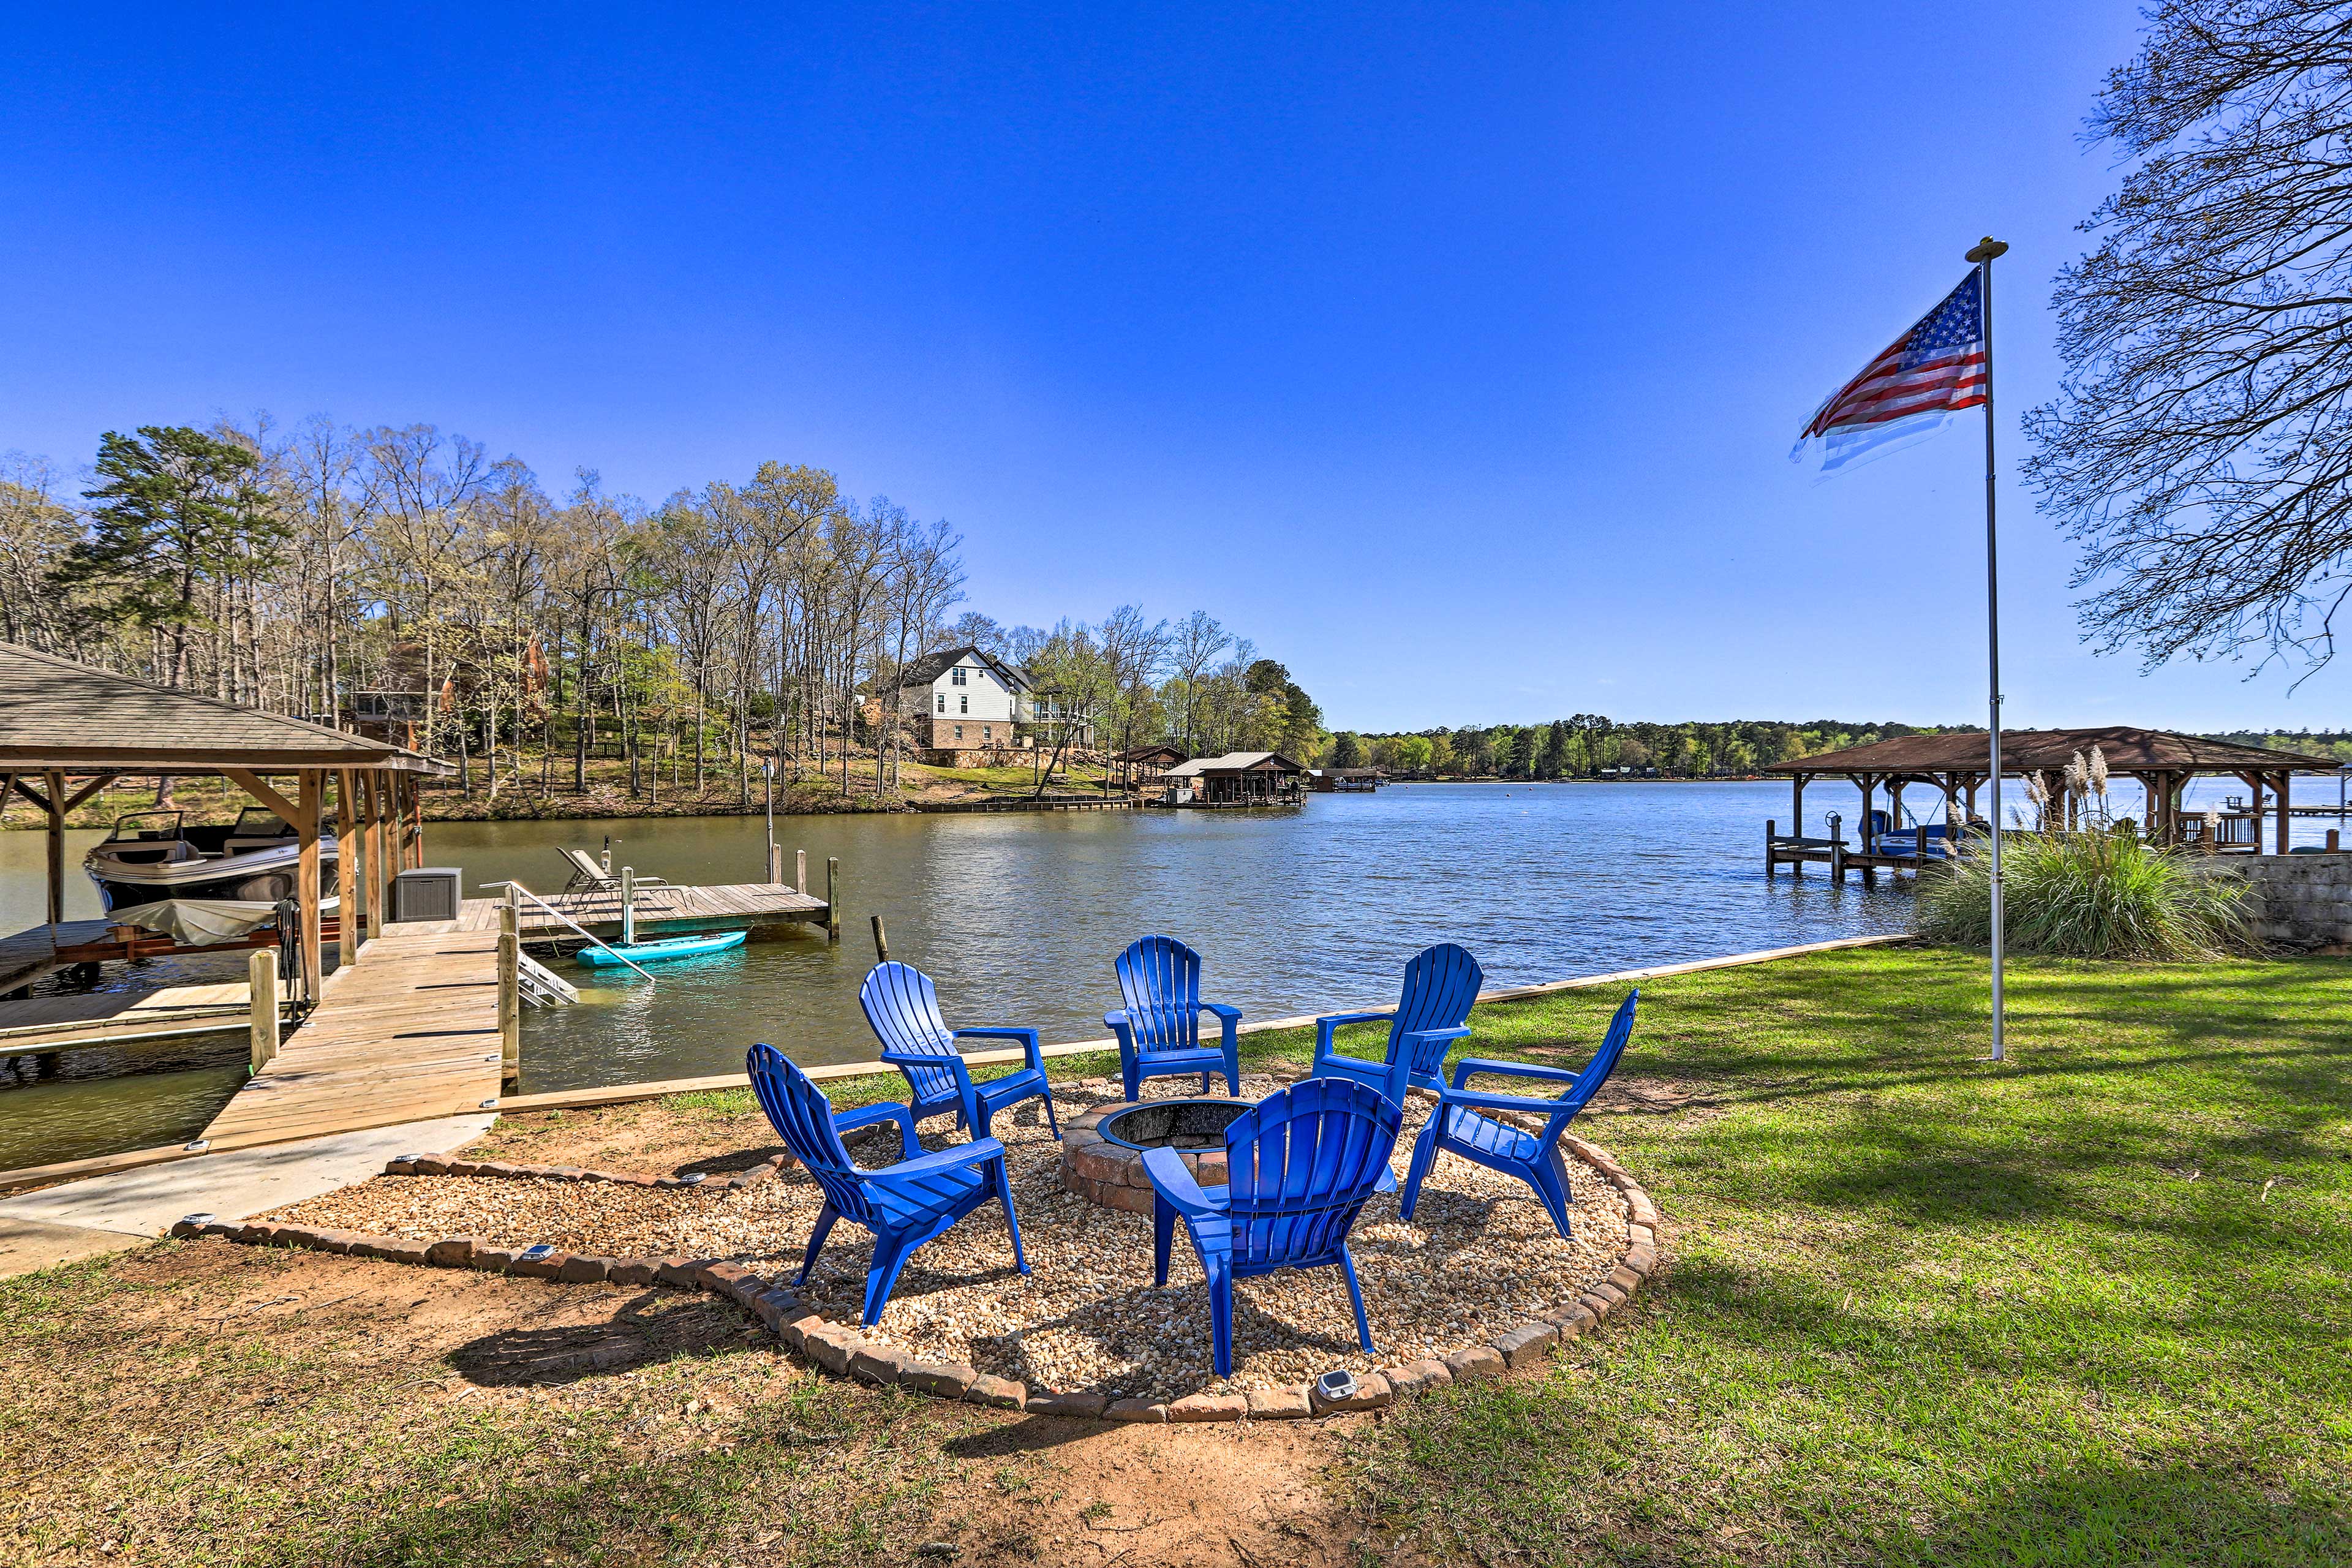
[1916,826,2258,960]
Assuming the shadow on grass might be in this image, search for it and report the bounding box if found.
[1875,1460,2352,1568]
[447,1291,751,1387]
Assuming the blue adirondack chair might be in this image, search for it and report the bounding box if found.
[1400,990,1640,1240]
[1310,943,1483,1106]
[859,962,1060,1142]
[1106,936,1242,1101]
[747,1042,1029,1326]
[1144,1077,1405,1377]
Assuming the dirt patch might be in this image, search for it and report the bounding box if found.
[1583,1074,1724,1120]
[2,1236,1362,1566]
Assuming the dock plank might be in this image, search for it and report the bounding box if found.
[198,925,503,1152]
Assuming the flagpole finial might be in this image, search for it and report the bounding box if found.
[1966,236,2009,263]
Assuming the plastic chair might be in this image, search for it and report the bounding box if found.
[1143,1077,1404,1378]
[859,962,1059,1142]
[1310,943,1482,1106]
[747,1043,1028,1325]
[1106,935,1242,1101]
[1400,990,1639,1240]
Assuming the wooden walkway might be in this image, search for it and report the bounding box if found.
[197,921,503,1152]
[447,882,829,940]
[0,919,110,996]
[0,981,251,1055]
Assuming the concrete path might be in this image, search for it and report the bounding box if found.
[0,1114,494,1280]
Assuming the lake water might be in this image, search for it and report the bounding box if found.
[4,775,2342,1170]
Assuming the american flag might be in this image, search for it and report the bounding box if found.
[1792,271,1986,473]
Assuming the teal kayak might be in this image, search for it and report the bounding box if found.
[577,929,748,967]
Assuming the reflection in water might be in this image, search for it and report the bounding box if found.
[3,775,2327,1169]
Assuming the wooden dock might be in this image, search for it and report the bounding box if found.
[0,981,251,1057]
[447,882,829,941]
[195,920,503,1152]
[913,794,1134,814]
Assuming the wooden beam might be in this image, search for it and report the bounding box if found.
[221,768,302,827]
[10,775,49,811]
[43,769,65,926]
[296,770,323,1001]
[60,774,116,813]
[362,770,385,950]
[335,769,358,969]
[2277,770,2293,854]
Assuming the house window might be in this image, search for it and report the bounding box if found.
[936,695,946,714]
[954,725,963,740]
[982,726,992,741]
[959,694,968,714]
[951,668,967,686]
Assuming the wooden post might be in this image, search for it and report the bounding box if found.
[2277,771,2293,854]
[826,857,841,941]
[497,897,520,1094]
[296,771,323,1003]
[334,769,358,970]
[363,771,385,947]
[42,769,64,927]
[2328,828,2340,853]
[1765,818,1777,877]
[768,842,785,886]
[797,849,807,901]
[620,865,636,946]
[248,948,279,1074]
[410,774,426,869]
[871,913,890,961]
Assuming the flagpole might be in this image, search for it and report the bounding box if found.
[1967,235,2009,1060]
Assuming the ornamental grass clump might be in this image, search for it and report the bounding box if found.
[1916,826,2257,960]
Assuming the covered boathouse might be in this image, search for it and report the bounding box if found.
[0,640,448,1003]
[1158,750,1306,806]
[1760,726,2344,878]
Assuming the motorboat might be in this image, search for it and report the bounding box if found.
[83,807,338,913]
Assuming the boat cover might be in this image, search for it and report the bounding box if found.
[115,896,340,946]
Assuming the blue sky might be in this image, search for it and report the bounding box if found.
[4,4,2339,734]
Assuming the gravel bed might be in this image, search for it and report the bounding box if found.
[271,1073,1630,1400]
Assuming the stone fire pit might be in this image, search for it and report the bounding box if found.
[1060,1098,1248,1212]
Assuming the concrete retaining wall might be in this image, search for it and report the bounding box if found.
[2220,853,2352,951]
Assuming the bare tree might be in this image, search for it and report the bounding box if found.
[1168,610,1231,752]
[2028,0,2352,674]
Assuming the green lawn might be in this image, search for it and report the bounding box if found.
[1338,948,2352,1565]
[3,946,2347,1565]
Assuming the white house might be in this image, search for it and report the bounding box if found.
[891,646,1029,763]
[889,644,1098,766]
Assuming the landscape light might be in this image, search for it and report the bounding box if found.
[1315,1370,1357,1403]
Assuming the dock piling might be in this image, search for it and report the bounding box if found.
[248,948,279,1074]
[768,843,785,886]
[871,913,889,962]
[826,858,841,941]
[620,867,636,945]
[797,849,807,897]
[1765,818,1776,877]
[497,896,521,1094]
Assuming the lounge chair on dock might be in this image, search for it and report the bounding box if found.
[556,848,671,894]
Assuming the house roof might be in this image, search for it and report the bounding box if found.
[1115,744,1188,764]
[1763,726,2342,778]
[892,645,1031,693]
[0,641,448,773]
[1165,750,1304,777]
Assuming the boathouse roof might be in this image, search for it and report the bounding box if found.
[1114,744,1188,766]
[1763,726,2339,779]
[1164,751,1304,777]
[0,641,447,773]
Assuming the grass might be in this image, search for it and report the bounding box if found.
[1340,947,2352,1565]
[3,945,2348,1564]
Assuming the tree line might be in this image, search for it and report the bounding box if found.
[0,420,1321,801]
[1327,717,1970,780]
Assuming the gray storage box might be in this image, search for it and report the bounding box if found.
[390,867,463,923]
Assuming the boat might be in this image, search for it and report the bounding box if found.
[83,808,337,913]
[576,928,748,967]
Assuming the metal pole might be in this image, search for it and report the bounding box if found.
[763,756,775,866]
[1968,236,2008,1061]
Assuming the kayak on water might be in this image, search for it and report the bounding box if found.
[576,929,750,967]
